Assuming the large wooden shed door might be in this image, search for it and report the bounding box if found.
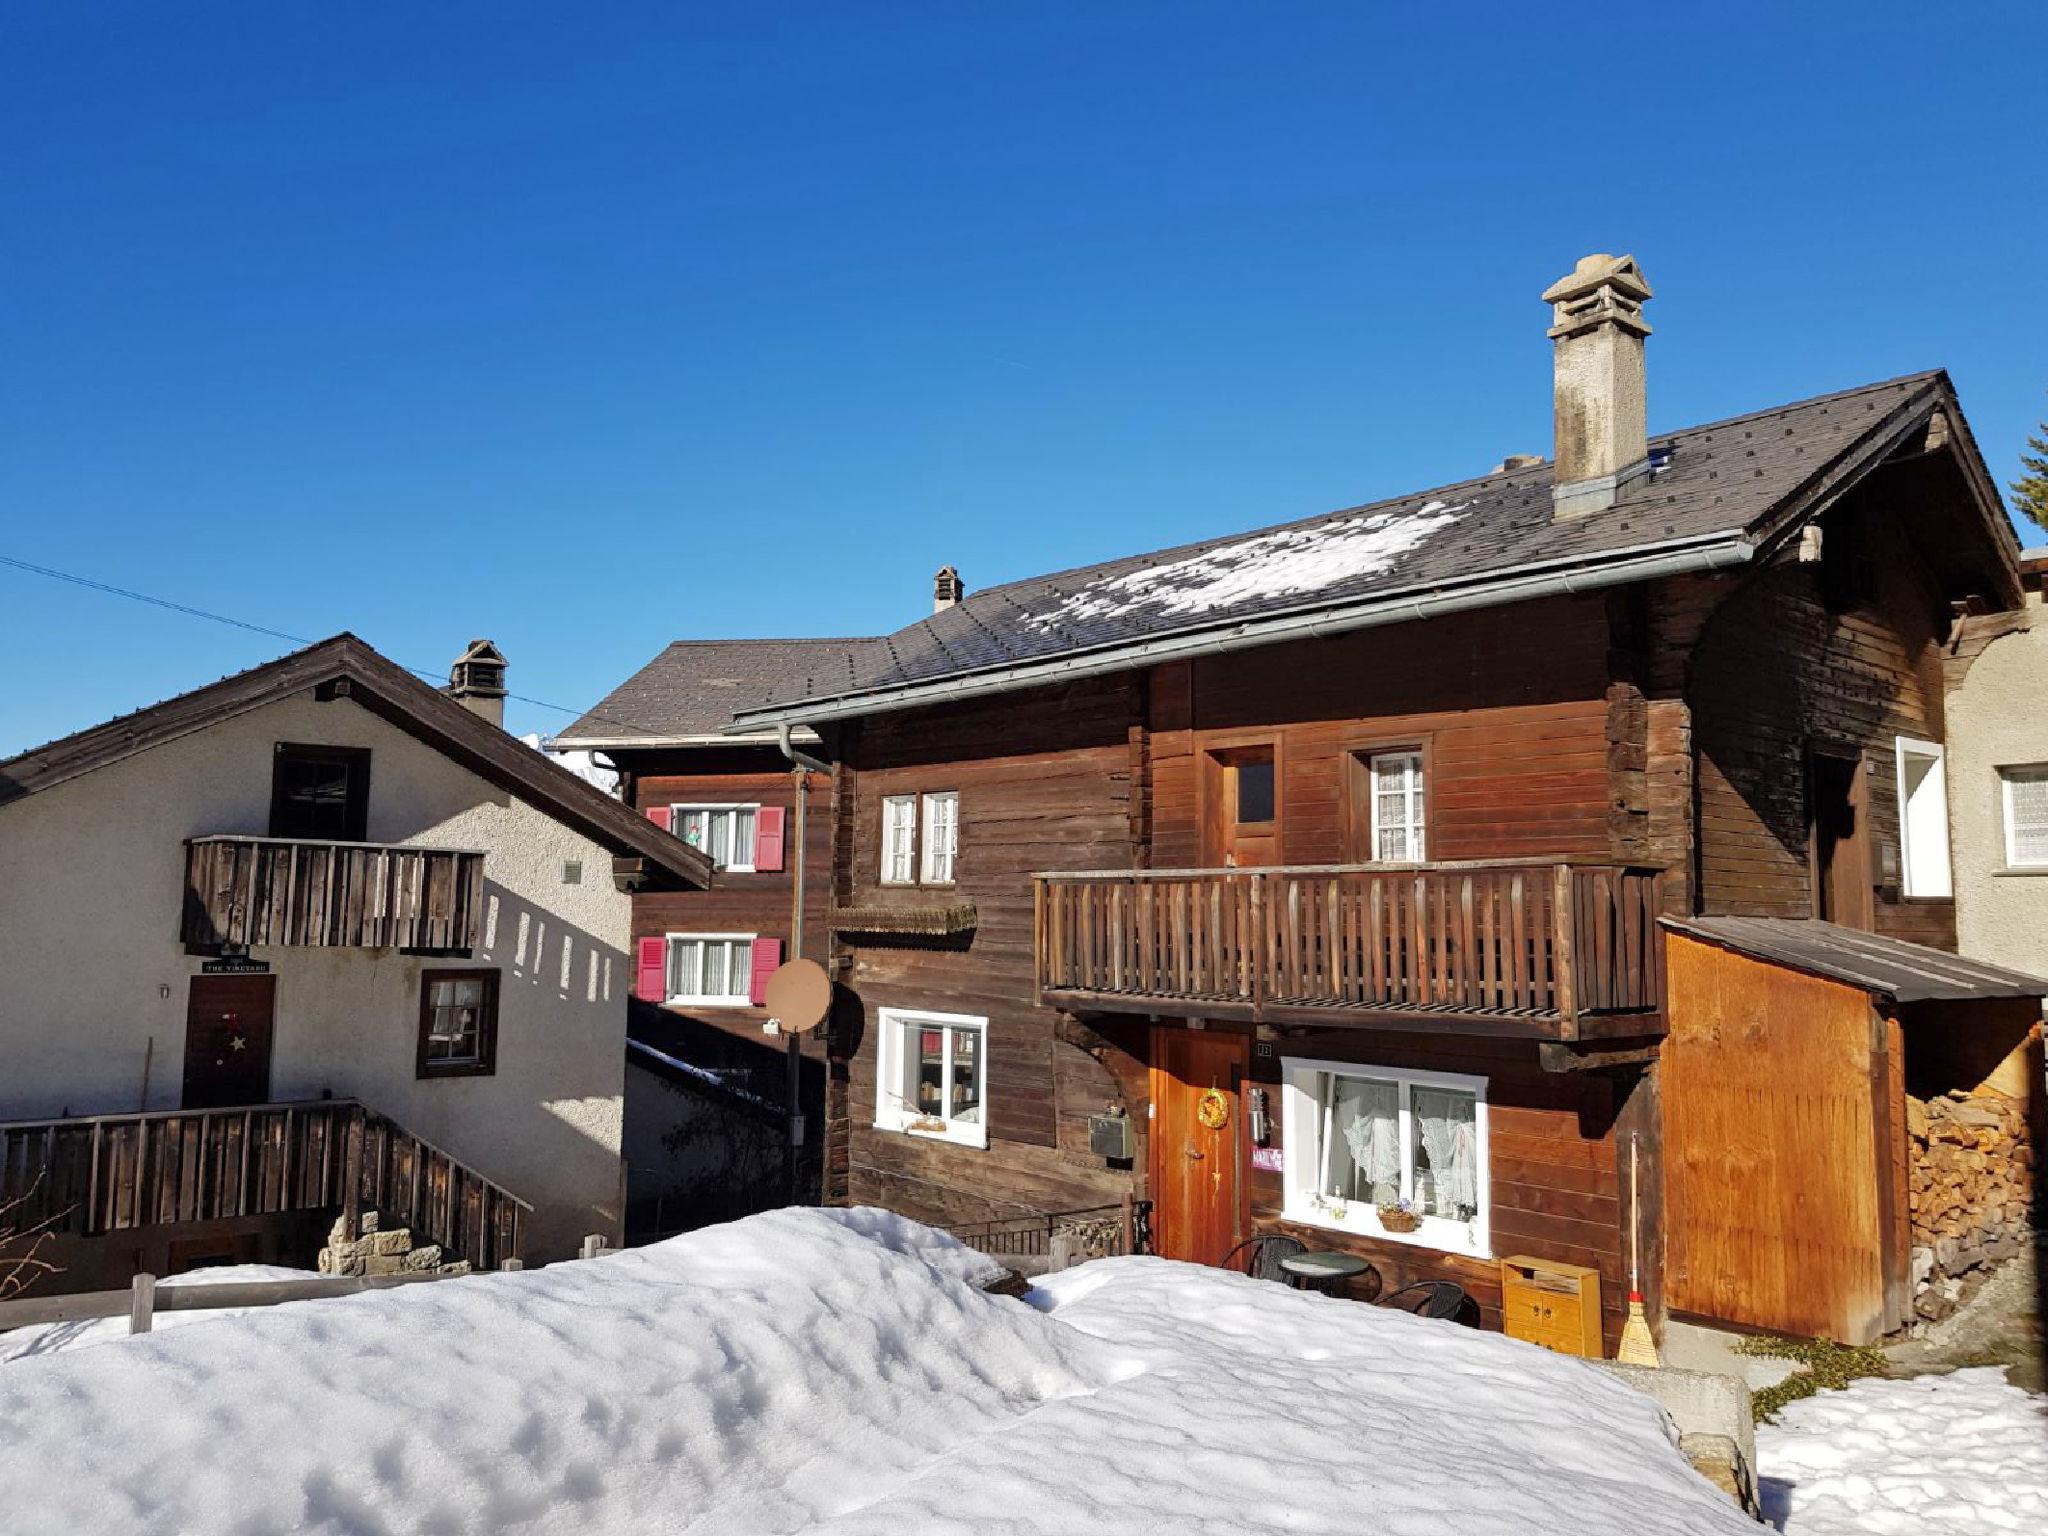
[1663,935,1893,1342]
[1150,1025,1248,1265]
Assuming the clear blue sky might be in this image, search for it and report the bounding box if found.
[4,2,2045,754]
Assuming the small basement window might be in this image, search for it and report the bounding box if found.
[1279,1057,1488,1257]
[874,1008,987,1148]
[1895,738,1952,898]
[2002,766,2048,870]
[417,970,499,1077]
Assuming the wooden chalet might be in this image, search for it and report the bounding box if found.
[594,254,2044,1348]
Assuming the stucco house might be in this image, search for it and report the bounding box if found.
[1947,547,2048,980]
[0,634,710,1285]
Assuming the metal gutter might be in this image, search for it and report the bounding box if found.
[556,726,823,751]
[727,531,1756,729]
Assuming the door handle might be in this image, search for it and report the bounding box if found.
[1184,1143,1205,1162]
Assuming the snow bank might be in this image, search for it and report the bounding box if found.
[0,1210,1753,1534]
[1028,500,1467,631]
[0,1263,308,1363]
[1758,1367,2048,1534]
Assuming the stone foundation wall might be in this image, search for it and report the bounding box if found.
[317,1212,471,1279]
[1907,1088,2035,1325]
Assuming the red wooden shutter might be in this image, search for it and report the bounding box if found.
[754,806,786,871]
[644,805,672,833]
[749,937,783,1006]
[635,936,667,1001]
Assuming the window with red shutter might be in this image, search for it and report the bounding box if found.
[754,806,786,872]
[749,937,783,1006]
[635,936,668,1001]
[645,805,672,833]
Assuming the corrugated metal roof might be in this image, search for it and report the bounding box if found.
[1662,916,2048,1004]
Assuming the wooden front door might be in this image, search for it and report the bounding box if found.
[182,974,277,1109]
[1149,1025,1249,1264]
[1201,744,1279,868]
[1810,748,1874,929]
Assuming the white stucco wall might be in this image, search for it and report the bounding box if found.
[1948,587,2048,980]
[0,689,633,1259]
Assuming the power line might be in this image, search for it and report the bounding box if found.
[0,551,676,743]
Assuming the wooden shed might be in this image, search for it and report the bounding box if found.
[1661,917,2044,1343]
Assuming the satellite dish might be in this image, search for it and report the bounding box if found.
[761,958,831,1033]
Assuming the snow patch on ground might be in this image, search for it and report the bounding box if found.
[0,1264,310,1362]
[1758,1367,2048,1534]
[1027,500,1468,630]
[0,1210,1753,1534]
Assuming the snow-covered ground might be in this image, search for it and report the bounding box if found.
[1758,1367,2048,1534]
[0,1263,308,1362]
[0,1209,1755,1534]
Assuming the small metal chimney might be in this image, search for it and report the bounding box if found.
[448,639,508,729]
[1543,253,1653,518]
[933,565,965,614]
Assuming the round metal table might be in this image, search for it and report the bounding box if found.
[1278,1250,1380,1299]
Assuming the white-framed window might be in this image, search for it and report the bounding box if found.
[881,795,917,884]
[1279,1056,1488,1258]
[1370,750,1426,862]
[1894,739,1952,898]
[673,804,759,872]
[920,791,959,885]
[881,791,958,885]
[873,1007,987,1148]
[2002,765,2048,870]
[665,933,756,1007]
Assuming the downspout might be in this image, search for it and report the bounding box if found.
[774,722,830,1202]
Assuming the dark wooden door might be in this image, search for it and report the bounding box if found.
[1810,750,1874,929]
[182,975,277,1109]
[1149,1025,1248,1264]
[1201,745,1278,868]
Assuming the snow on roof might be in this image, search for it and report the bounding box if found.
[1026,499,1469,632]
[0,1209,1752,1534]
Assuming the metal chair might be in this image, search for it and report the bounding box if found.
[1218,1234,1306,1283]
[1379,1280,1481,1326]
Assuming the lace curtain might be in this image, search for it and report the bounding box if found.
[1328,1075,1400,1204]
[1413,1087,1477,1218]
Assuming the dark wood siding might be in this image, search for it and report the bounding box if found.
[1690,478,1958,946]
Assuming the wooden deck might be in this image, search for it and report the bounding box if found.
[1034,860,1665,1039]
[0,1099,528,1272]
[181,835,487,954]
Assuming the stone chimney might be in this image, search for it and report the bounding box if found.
[1542,253,1653,518]
[933,565,965,614]
[447,639,508,729]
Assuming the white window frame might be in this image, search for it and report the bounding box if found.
[1369,750,1427,863]
[2001,764,2048,870]
[671,803,760,873]
[881,794,918,885]
[920,791,959,885]
[1278,1055,1489,1258]
[873,1007,988,1148]
[1893,738,1952,898]
[664,932,756,1008]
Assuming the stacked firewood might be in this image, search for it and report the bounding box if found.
[1907,1089,2036,1324]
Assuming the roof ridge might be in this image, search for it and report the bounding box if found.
[657,636,883,650]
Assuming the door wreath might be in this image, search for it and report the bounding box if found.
[1196,1087,1232,1130]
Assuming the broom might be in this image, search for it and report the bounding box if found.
[1617,1133,1661,1366]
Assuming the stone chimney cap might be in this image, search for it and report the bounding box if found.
[1493,453,1546,475]
[1543,253,1653,342]
[933,565,966,614]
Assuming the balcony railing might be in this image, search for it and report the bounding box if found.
[1033,860,1664,1038]
[0,1099,529,1271]
[182,835,487,953]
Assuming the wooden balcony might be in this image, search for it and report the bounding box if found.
[1033,860,1666,1040]
[182,835,487,954]
[0,1099,529,1271]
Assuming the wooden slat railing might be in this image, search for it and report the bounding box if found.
[0,1100,528,1271]
[181,835,487,953]
[1033,860,1663,1034]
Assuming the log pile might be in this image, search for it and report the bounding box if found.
[1907,1088,2035,1324]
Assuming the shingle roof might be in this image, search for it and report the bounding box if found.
[555,637,880,747]
[731,371,1989,724]
[1663,917,2048,1003]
